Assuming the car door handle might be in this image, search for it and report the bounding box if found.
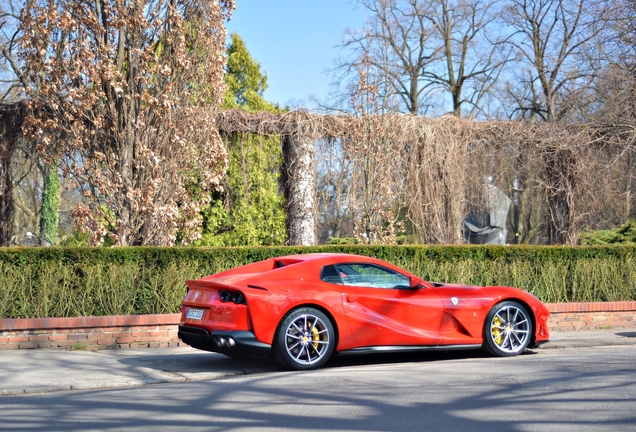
[345,295,356,303]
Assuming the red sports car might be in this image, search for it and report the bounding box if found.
[179,253,550,370]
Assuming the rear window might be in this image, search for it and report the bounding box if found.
[320,265,343,285]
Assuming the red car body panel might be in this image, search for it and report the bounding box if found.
[180,253,550,357]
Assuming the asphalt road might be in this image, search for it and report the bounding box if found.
[2,345,635,432]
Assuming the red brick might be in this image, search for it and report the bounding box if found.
[68,334,88,340]
[38,341,66,349]
[85,333,102,340]
[110,332,134,339]
[97,338,118,345]
[116,337,135,344]
[54,340,79,347]
[149,331,171,338]
[150,336,175,342]
[8,336,29,343]
[131,331,152,338]
[18,342,40,349]
[29,335,53,342]
[0,344,19,350]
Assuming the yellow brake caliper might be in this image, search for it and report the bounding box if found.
[311,323,321,349]
[492,316,503,345]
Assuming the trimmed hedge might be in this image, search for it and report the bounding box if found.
[1,245,634,319]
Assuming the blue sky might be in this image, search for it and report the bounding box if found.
[226,1,366,109]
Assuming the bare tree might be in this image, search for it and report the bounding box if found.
[0,0,22,102]
[423,0,509,117]
[335,0,506,117]
[590,0,636,124]
[0,0,25,246]
[587,0,636,221]
[608,0,636,72]
[315,136,353,242]
[337,0,438,115]
[501,0,608,121]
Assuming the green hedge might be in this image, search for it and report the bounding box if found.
[1,245,634,319]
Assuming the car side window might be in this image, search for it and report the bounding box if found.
[334,263,410,289]
[320,265,343,285]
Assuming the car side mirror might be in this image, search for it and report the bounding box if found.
[409,275,423,289]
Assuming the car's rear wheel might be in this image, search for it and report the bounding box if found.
[483,301,533,357]
[273,307,335,370]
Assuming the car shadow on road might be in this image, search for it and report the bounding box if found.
[114,349,283,376]
[324,346,538,369]
[615,331,636,338]
[113,346,540,376]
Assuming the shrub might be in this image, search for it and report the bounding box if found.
[579,220,636,245]
[0,245,634,319]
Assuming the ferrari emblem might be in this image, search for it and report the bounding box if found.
[451,297,458,306]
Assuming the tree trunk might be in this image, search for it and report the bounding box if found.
[0,136,15,246]
[282,134,316,246]
[543,146,577,244]
[0,103,24,247]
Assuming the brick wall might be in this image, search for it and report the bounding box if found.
[0,301,635,350]
[546,301,636,331]
[0,314,182,351]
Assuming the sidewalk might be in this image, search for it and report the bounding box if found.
[1,329,635,396]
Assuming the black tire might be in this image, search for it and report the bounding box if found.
[273,307,335,370]
[482,301,533,357]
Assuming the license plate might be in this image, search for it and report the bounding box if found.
[186,308,204,320]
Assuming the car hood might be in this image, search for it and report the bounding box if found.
[431,282,480,290]
[430,282,533,302]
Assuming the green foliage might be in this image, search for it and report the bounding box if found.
[200,33,287,246]
[578,220,636,245]
[223,33,282,112]
[70,342,89,351]
[0,245,635,319]
[41,161,59,245]
[328,237,361,245]
[199,133,287,246]
[59,230,90,247]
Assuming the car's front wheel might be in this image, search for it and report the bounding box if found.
[483,301,533,357]
[273,307,335,370]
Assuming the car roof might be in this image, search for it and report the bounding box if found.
[276,253,377,263]
[275,253,407,272]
